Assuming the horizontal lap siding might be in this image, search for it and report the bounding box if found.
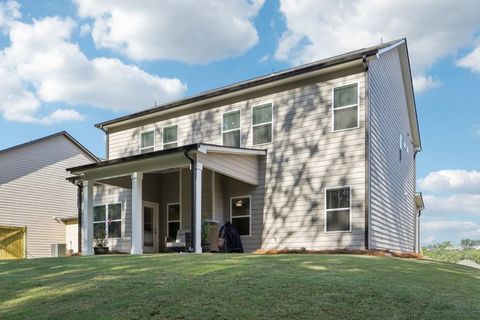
[0,136,95,258]
[368,47,416,252]
[106,69,367,252]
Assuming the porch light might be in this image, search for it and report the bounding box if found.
[235,200,243,207]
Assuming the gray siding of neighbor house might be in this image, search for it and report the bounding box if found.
[368,47,416,252]
[104,66,368,252]
[0,135,95,258]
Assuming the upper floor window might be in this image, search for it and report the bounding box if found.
[93,203,122,239]
[325,187,351,232]
[140,130,154,154]
[252,103,273,145]
[163,125,178,149]
[333,83,359,131]
[222,110,241,147]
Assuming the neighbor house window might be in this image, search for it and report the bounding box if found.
[333,83,358,131]
[163,125,178,149]
[222,110,241,147]
[325,187,351,232]
[252,103,273,145]
[167,203,181,239]
[93,203,122,239]
[230,196,251,236]
[140,130,155,153]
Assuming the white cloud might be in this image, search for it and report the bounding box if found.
[423,194,480,216]
[75,0,264,64]
[275,0,480,94]
[457,46,480,73]
[412,75,440,93]
[418,170,480,193]
[423,220,477,232]
[0,12,186,124]
[0,0,20,30]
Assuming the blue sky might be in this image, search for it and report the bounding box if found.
[0,0,479,245]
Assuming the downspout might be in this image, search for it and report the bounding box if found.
[363,54,370,250]
[76,181,83,253]
[184,148,196,252]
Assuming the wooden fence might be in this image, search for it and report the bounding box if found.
[0,226,27,259]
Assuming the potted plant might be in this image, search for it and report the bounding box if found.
[201,220,211,252]
[93,229,109,254]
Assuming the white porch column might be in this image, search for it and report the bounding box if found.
[82,180,94,256]
[194,162,203,253]
[131,172,143,255]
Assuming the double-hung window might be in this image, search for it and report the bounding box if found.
[332,83,359,131]
[222,110,241,147]
[163,125,178,149]
[93,203,122,239]
[252,103,273,145]
[230,196,251,236]
[167,203,181,239]
[140,130,155,153]
[325,187,351,232]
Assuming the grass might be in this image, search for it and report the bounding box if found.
[0,254,479,319]
[423,249,480,264]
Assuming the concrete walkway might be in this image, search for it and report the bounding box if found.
[457,259,480,269]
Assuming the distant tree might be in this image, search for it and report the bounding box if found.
[460,239,480,248]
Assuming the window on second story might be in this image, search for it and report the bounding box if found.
[252,103,273,145]
[163,125,178,149]
[140,130,154,154]
[222,110,241,147]
[333,83,359,131]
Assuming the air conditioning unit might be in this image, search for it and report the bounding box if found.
[51,244,67,257]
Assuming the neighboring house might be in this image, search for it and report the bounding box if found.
[68,38,424,255]
[0,132,98,258]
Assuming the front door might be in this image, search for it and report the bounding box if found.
[143,201,158,253]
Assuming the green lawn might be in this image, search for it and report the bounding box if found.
[0,254,479,319]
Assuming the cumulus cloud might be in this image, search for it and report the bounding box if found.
[0,10,186,124]
[457,46,480,73]
[75,0,264,64]
[423,220,477,232]
[275,0,480,94]
[421,219,480,244]
[0,0,20,30]
[418,170,480,193]
[412,75,440,94]
[423,194,480,216]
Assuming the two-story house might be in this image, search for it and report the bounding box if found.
[67,38,424,255]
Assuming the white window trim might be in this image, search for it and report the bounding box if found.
[93,202,123,239]
[167,202,181,239]
[162,124,178,150]
[221,109,242,147]
[324,186,352,233]
[251,102,273,146]
[139,129,155,153]
[331,82,360,132]
[230,195,252,237]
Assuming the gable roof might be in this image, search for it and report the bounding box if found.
[0,131,100,162]
[95,39,403,130]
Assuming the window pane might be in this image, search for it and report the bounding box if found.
[163,126,178,144]
[334,84,357,108]
[168,204,180,221]
[326,188,350,209]
[143,207,153,246]
[108,203,121,220]
[93,206,106,222]
[231,197,250,217]
[232,217,250,236]
[141,131,154,148]
[94,222,106,238]
[163,142,177,150]
[252,124,272,145]
[140,147,154,154]
[108,221,122,238]
[168,222,180,239]
[334,107,357,130]
[223,111,240,131]
[223,131,240,147]
[252,104,272,125]
[326,210,350,232]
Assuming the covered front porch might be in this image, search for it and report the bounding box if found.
[67,143,266,255]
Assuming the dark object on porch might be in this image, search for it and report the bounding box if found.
[165,230,191,253]
[218,221,244,253]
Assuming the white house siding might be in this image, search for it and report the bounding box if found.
[104,66,367,252]
[368,47,416,252]
[0,135,95,258]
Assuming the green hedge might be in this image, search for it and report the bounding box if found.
[423,249,480,264]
